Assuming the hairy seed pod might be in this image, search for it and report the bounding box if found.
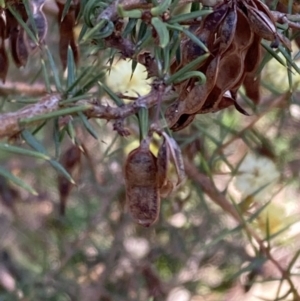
[124,139,160,227]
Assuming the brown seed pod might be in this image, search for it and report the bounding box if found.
[25,9,48,51]
[124,138,160,227]
[218,3,237,54]
[0,15,8,82]
[5,3,28,67]
[58,145,81,215]
[56,0,80,70]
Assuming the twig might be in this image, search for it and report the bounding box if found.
[0,81,49,97]
[0,82,168,139]
[272,11,300,30]
[0,94,61,138]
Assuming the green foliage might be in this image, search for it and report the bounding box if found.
[0,0,300,300]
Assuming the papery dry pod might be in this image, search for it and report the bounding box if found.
[178,2,228,68]
[0,14,8,82]
[16,27,28,66]
[125,128,185,226]
[125,138,160,227]
[242,1,291,50]
[56,0,80,70]
[25,8,48,51]
[5,2,28,67]
[200,7,254,113]
[218,2,237,54]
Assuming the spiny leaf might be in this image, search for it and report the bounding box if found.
[166,53,209,84]
[0,143,51,160]
[151,17,170,48]
[21,130,76,184]
[151,0,172,16]
[0,166,38,195]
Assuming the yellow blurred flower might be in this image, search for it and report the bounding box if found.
[256,202,289,236]
[234,153,280,200]
[256,203,299,241]
[106,58,152,100]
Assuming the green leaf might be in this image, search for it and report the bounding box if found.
[41,59,51,93]
[279,45,300,74]
[45,46,62,92]
[261,41,286,67]
[0,166,38,195]
[0,143,51,161]
[67,46,76,92]
[21,130,75,184]
[151,0,172,16]
[99,82,124,107]
[138,107,149,141]
[166,23,209,53]
[122,18,137,37]
[20,105,92,125]
[117,5,142,18]
[166,53,209,84]
[7,3,37,46]
[78,112,98,139]
[60,0,72,21]
[151,17,170,48]
[168,10,211,24]
[173,70,206,84]
[66,120,76,144]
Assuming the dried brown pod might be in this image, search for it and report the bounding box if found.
[178,2,228,67]
[218,3,237,54]
[56,0,80,70]
[125,128,185,226]
[243,1,291,50]
[5,3,28,67]
[124,138,160,227]
[0,15,9,82]
[25,9,48,51]
[243,72,260,104]
[165,54,220,130]
[16,27,28,66]
[58,145,81,215]
[201,6,255,113]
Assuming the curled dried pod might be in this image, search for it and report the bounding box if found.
[124,138,160,227]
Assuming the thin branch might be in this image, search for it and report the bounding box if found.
[0,81,49,97]
[0,82,169,139]
[272,11,300,30]
[0,94,61,139]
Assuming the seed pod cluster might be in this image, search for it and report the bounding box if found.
[0,0,80,82]
[165,0,291,131]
